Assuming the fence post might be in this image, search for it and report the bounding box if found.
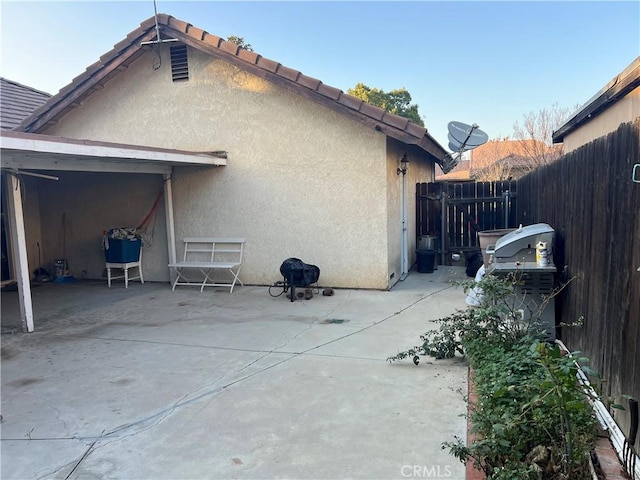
[503,190,510,228]
[440,190,447,266]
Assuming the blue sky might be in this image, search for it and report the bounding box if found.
[1,1,639,147]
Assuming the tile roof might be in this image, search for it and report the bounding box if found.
[435,159,471,180]
[1,78,51,131]
[15,14,447,163]
[469,139,544,167]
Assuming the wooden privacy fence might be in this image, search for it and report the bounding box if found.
[416,180,518,264]
[518,120,640,447]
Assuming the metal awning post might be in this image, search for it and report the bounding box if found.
[163,173,177,283]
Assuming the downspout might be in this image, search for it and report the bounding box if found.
[398,154,409,280]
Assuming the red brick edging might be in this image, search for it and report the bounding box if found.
[464,368,629,480]
[466,368,485,480]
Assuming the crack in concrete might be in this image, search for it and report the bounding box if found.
[301,284,454,355]
[41,396,79,440]
[29,286,454,477]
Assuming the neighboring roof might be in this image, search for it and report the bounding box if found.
[435,159,471,180]
[1,78,51,131]
[15,14,447,163]
[469,139,545,169]
[553,56,640,143]
[493,153,534,169]
[436,138,563,180]
[1,130,226,175]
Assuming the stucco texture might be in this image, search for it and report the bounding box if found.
[35,173,168,282]
[563,87,640,152]
[41,45,435,289]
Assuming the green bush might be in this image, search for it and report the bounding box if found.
[388,273,597,479]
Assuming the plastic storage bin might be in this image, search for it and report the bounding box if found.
[104,238,141,263]
[416,249,436,273]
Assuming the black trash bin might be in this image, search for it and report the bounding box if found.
[416,249,436,273]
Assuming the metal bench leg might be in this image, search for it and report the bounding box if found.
[228,267,243,293]
[171,268,185,291]
[199,268,215,292]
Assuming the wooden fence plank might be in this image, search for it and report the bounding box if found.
[517,120,640,446]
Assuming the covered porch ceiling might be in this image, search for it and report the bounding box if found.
[0,130,226,332]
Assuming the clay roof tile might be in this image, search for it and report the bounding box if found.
[202,32,223,48]
[219,40,240,56]
[276,65,300,82]
[257,57,280,73]
[297,74,322,91]
[359,102,386,121]
[166,17,190,33]
[238,49,260,64]
[186,25,206,41]
[317,83,342,100]
[337,93,363,111]
[382,112,409,130]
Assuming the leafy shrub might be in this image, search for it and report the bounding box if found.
[388,273,597,479]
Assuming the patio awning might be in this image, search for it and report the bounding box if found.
[1,131,227,174]
[1,130,226,332]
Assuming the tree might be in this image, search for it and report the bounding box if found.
[470,103,579,181]
[347,83,424,126]
[226,35,253,51]
[511,102,579,169]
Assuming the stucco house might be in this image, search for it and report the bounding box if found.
[553,56,640,152]
[1,13,448,326]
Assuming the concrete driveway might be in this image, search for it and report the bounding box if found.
[1,267,470,480]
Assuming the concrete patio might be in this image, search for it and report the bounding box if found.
[1,267,470,480]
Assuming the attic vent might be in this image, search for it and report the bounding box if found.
[170,44,189,82]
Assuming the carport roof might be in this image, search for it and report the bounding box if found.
[0,130,226,175]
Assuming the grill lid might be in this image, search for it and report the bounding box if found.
[494,223,554,259]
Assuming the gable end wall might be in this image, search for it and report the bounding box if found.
[41,45,390,288]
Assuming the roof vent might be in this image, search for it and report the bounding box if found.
[170,44,189,82]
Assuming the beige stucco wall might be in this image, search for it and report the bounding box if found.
[384,140,436,288]
[43,45,394,288]
[563,86,640,153]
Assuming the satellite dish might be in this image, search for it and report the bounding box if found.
[447,121,489,150]
[448,134,473,152]
[440,121,489,174]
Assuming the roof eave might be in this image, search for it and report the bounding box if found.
[14,14,448,161]
[552,57,640,143]
[1,131,226,174]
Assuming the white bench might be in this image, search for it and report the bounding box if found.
[168,238,245,293]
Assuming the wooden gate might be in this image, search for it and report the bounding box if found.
[416,180,518,264]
